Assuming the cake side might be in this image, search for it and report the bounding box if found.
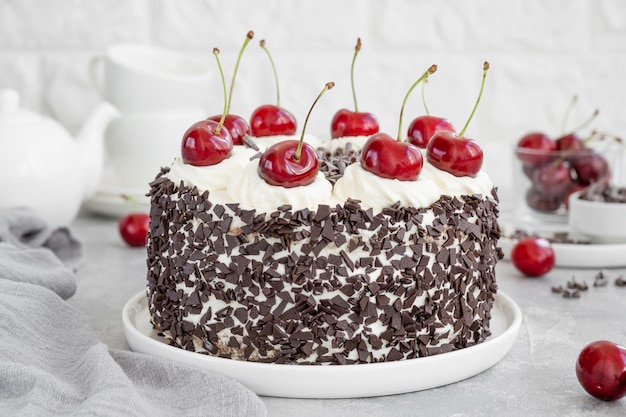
[146,170,502,364]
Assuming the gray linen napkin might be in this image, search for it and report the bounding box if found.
[0,208,82,299]
[0,208,267,417]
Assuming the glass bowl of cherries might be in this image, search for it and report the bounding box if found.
[512,130,623,231]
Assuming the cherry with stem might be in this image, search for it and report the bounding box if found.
[406,74,455,148]
[258,82,335,187]
[426,61,489,177]
[207,30,254,145]
[330,38,379,138]
[181,48,233,166]
[250,39,297,137]
[360,64,437,181]
[557,102,600,152]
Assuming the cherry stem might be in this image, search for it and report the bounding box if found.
[458,61,489,138]
[212,48,228,134]
[226,30,254,115]
[560,95,578,134]
[396,64,438,141]
[588,130,623,144]
[421,78,430,116]
[260,39,281,107]
[563,108,600,138]
[350,38,362,112]
[294,82,335,160]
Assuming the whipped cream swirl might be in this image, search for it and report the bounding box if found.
[227,160,333,211]
[333,159,494,211]
[250,133,322,151]
[165,146,258,191]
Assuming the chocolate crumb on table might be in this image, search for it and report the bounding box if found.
[567,277,588,291]
[551,277,587,299]
[594,270,609,287]
[552,270,626,298]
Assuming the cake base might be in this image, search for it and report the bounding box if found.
[124,290,521,397]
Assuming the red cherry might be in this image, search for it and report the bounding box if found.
[571,152,610,185]
[407,115,455,148]
[359,64,436,181]
[250,104,297,137]
[181,119,233,166]
[576,340,626,401]
[331,108,379,138]
[182,48,233,166]
[510,237,555,277]
[207,114,249,146]
[251,39,297,138]
[258,139,319,187]
[515,132,558,167]
[557,101,600,152]
[556,133,585,152]
[522,163,537,180]
[257,82,334,187]
[427,131,483,177]
[119,213,150,247]
[408,61,455,148]
[360,133,424,181]
[532,160,574,198]
[525,188,562,213]
[330,38,379,139]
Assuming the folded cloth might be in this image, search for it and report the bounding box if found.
[0,208,83,299]
[0,209,266,417]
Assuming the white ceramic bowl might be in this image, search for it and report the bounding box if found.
[568,190,626,243]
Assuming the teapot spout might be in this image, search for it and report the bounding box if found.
[76,102,120,198]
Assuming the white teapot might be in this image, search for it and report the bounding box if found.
[0,89,119,227]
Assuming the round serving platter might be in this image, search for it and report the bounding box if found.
[122,290,521,398]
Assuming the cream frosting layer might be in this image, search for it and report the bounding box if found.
[166,146,257,191]
[334,161,494,211]
[227,161,333,211]
[164,147,494,212]
[250,133,322,151]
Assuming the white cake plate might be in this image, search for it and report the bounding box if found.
[122,290,522,399]
[83,190,150,218]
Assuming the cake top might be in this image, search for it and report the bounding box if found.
[171,41,493,214]
[166,142,494,213]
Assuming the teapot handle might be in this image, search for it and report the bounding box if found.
[89,55,105,97]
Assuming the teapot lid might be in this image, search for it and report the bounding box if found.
[0,89,41,124]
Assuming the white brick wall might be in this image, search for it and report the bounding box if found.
[1,0,625,190]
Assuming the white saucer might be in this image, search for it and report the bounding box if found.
[499,237,626,269]
[83,191,150,218]
[122,290,522,398]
